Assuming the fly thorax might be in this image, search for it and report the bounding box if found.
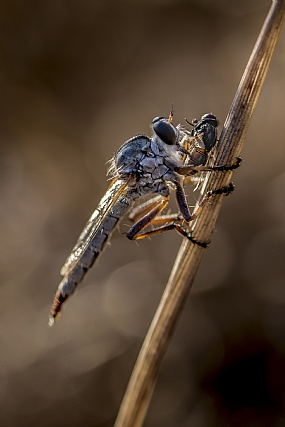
[115,135,150,176]
[162,147,185,172]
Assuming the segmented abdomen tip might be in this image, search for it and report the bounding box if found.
[48,316,55,327]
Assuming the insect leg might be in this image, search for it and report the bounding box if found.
[130,182,234,245]
[183,182,235,222]
[126,196,170,240]
[127,189,200,242]
[129,198,188,226]
[128,222,209,247]
[127,178,234,244]
[147,212,183,225]
[175,156,242,175]
[128,175,202,223]
[128,195,166,223]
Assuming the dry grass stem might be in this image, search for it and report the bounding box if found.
[114,1,285,426]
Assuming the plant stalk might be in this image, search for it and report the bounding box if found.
[114,2,285,426]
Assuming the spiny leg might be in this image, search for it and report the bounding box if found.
[146,212,183,225]
[175,156,242,175]
[175,182,191,222]
[126,196,170,240]
[129,195,166,223]
[130,222,209,248]
[129,197,190,226]
[128,174,203,226]
[128,195,194,241]
[131,207,184,226]
[127,182,235,245]
[130,193,192,227]
[182,182,235,222]
[126,183,216,241]
[128,195,191,240]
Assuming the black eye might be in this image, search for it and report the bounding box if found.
[200,113,219,128]
[152,116,166,124]
[152,119,176,145]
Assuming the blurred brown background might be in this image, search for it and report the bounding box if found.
[2,1,285,426]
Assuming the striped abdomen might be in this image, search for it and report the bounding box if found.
[49,194,133,324]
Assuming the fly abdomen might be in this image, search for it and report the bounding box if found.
[49,196,132,325]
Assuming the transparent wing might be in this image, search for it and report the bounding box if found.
[60,177,132,276]
[195,148,216,193]
[179,130,196,151]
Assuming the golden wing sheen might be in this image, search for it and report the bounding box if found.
[60,177,132,277]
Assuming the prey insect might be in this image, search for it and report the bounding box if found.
[49,111,241,325]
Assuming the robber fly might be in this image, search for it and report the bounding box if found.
[49,111,241,325]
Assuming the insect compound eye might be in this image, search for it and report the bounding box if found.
[152,116,166,124]
[200,113,219,128]
[152,117,176,145]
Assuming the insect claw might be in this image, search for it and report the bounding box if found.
[236,156,243,166]
[187,234,210,248]
[223,182,235,195]
[212,182,235,197]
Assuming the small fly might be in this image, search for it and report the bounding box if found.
[185,113,219,167]
[49,111,241,325]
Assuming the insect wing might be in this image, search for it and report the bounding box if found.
[60,177,131,276]
[179,130,195,151]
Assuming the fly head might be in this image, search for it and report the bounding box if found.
[152,116,177,146]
